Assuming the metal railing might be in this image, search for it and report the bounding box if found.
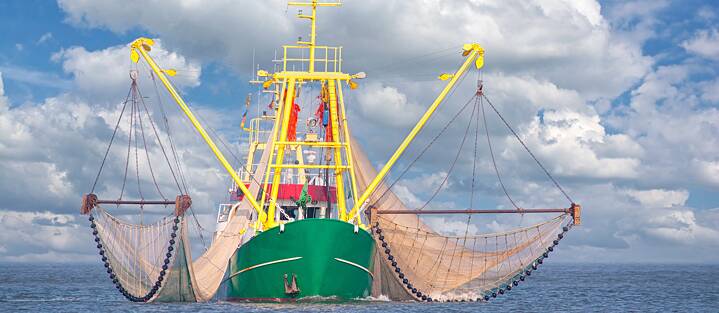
[282,45,342,72]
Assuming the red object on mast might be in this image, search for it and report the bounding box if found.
[314,101,333,142]
[282,87,301,142]
[287,102,300,141]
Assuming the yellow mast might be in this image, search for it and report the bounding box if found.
[336,82,361,224]
[290,0,341,72]
[265,77,297,227]
[326,79,347,221]
[259,81,286,212]
[128,37,267,223]
[262,0,350,229]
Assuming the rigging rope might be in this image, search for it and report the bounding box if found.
[146,71,213,247]
[119,89,135,200]
[463,81,481,237]
[136,89,166,201]
[147,70,187,194]
[133,85,144,202]
[91,87,132,193]
[480,95,519,209]
[482,94,574,204]
[371,81,576,214]
[416,94,477,211]
[136,86,183,194]
[364,46,461,76]
[371,85,475,207]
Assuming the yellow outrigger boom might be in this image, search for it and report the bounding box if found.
[128,37,483,229]
[129,37,267,223]
[347,43,485,220]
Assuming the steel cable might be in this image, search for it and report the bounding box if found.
[482,94,574,204]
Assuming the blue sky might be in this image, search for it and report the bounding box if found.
[0,0,718,263]
[0,0,251,107]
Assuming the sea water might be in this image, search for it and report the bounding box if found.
[1,262,717,312]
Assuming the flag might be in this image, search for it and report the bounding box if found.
[240,94,250,129]
[295,181,312,210]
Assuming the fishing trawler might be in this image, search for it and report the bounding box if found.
[80,0,581,303]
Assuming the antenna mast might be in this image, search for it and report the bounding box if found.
[288,0,342,72]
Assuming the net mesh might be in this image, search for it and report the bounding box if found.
[375,214,567,300]
[92,201,253,302]
[92,207,179,300]
[351,140,571,301]
[88,120,272,302]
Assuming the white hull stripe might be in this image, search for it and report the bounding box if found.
[226,257,303,280]
[334,257,374,279]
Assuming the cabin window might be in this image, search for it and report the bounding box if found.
[306,207,320,219]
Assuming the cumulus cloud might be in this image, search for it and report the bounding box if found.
[605,64,719,189]
[55,0,655,185]
[0,210,94,262]
[52,40,201,102]
[57,0,651,100]
[700,79,719,103]
[355,82,424,128]
[605,0,669,45]
[626,189,689,208]
[692,160,719,187]
[0,65,72,90]
[515,109,641,179]
[643,210,719,245]
[682,28,719,61]
[58,0,292,72]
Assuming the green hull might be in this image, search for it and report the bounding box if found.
[224,218,375,302]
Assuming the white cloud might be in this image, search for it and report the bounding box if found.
[605,0,669,44]
[58,0,292,72]
[355,82,423,128]
[0,72,4,99]
[558,183,719,260]
[57,0,651,99]
[644,210,719,245]
[0,210,94,261]
[0,65,72,89]
[515,109,641,179]
[424,216,478,236]
[700,78,719,103]
[55,0,656,186]
[36,32,53,45]
[605,64,719,189]
[626,188,689,208]
[682,28,719,60]
[697,6,716,20]
[52,40,201,101]
[692,159,719,187]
